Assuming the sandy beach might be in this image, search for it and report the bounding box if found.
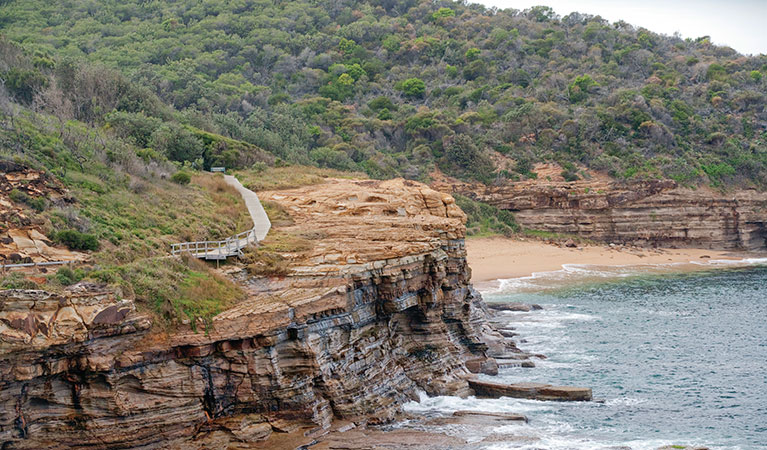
[466,236,757,284]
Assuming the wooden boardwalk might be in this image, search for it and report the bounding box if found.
[223,175,271,241]
[170,175,271,260]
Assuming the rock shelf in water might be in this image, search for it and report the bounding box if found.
[469,380,593,401]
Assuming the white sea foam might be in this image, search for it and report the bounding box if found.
[403,393,551,415]
[604,396,648,407]
[690,256,767,266]
[485,256,767,295]
[483,437,707,450]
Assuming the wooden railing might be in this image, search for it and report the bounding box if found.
[0,260,78,271]
[170,228,257,260]
[170,174,270,260]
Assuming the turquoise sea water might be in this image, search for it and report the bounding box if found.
[405,263,767,449]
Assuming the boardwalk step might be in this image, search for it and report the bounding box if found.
[169,175,271,260]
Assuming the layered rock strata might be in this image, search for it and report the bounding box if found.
[433,178,767,250]
[0,161,89,264]
[0,178,512,449]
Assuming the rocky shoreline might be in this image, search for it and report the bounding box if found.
[0,179,592,449]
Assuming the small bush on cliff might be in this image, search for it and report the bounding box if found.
[0,273,39,289]
[8,188,47,212]
[54,230,100,251]
[454,194,519,237]
[170,171,191,185]
[95,255,243,332]
[55,267,85,286]
[409,345,439,361]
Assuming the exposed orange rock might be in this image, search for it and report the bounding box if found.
[0,162,88,264]
[432,175,767,250]
[0,178,518,449]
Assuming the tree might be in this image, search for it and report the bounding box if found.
[338,38,357,54]
[568,75,598,103]
[400,78,425,98]
[432,8,455,22]
[309,146,355,170]
[150,124,204,163]
[3,68,47,104]
[347,64,366,81]
[171,171,191,185]
[106,111,162,147]
[442,134,494,181]
[368,96,396,111]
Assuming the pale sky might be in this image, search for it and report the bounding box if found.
[476,0,767,55]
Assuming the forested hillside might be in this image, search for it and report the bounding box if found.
[2,0,767,187]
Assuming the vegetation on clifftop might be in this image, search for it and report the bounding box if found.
[1,0,767,325]
[454,194,520,236]
[1,0,766,187]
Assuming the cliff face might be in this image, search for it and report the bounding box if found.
[434,177,767,250]
[0,179,505,449]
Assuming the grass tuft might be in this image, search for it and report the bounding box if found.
[240,231,313,277]
[235,165,366,192]
[89,254,243,332]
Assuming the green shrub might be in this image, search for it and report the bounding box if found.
[105,111,163,147]
[368,96,396,111]
[442,134,494,182]
[561,162,580,182]
[3,67,48,104]
[55,267,85,286]
[251,162,268,173]
[150,124,204,163]
[706,63,727,81]
[463,60,486,80]
[400,78,426,98]
[561,170,579,182]
[377,108,393,120]
[568,75,598,103]
[54,230,100,251]
[432,7,455,22]
[309,147,356,171]
[702,162,735,185]
[171,171,191,185]
[0,273,39,289]
[8,189,47,212]
[454,194,519,237]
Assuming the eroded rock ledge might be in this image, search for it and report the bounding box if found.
[433,177,767,250]
[0,178,514,449]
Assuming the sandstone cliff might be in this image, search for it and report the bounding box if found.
[433,177,767,250]
[0,178,510,449]
[0,161,88,265]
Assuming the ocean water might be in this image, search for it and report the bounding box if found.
[404,262,767,449]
